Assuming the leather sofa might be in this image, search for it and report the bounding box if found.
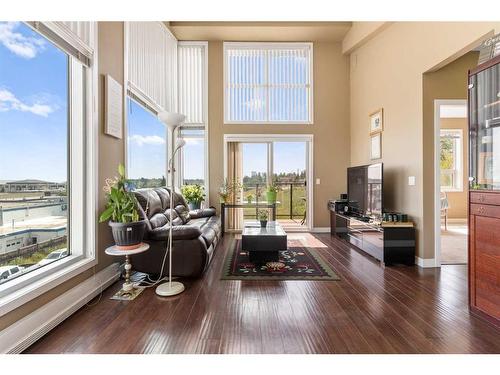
[132,187,221,278]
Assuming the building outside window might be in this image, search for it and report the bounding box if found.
[440,129,463,191]
[224,42,313,124]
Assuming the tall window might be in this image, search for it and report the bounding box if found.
[127,97,167,188]
[224,42,313,124]
[440,129,463,191]
[177,42,208,194]
[0,21,96,293]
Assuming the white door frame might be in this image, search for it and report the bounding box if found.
[434,99,467,267]
[223,134,314,231]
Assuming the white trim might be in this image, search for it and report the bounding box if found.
[223,42,314,125]
[311,227,330,233]
[124,22,129,175]
[223,134,314,231]
[434,99,467,268]
[0,263,120,354]
[415,256,438,268]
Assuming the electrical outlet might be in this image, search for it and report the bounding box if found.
[316,178,321,185]
[408,176,416,186]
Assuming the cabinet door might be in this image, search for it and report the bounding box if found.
[469,213,500,320]
[469,62,500,190]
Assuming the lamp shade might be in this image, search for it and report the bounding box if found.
[157,111,186,131]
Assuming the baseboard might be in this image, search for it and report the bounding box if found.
[415,256,437,268]
[445,218,467,224]
[311,227,330,233]
[0,262,120,354]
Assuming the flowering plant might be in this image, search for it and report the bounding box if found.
[99,164,140,223]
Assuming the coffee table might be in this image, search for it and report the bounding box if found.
[242,221,287,263]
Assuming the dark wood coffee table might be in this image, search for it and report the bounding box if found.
[241,221,287,263]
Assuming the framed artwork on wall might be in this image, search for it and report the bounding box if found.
[369,108,384,134]
[370,133,382,160]
[104,74,123,139]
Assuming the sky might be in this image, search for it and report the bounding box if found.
[0,23,307,184]
[242,142,306,178]
[0,22,68,183]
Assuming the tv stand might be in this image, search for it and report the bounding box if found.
[329,210,415,266]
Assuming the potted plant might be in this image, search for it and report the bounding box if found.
[246,193,254,204]
[266,181,280,204]
[99,164,146,250]
[218,179,231,203]
[258,209,268,228]
[181,184,205,210]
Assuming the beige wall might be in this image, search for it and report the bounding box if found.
[440,118,468,219]
[207,41,351,228]
[349,22,500,260]
[0,22,125,331]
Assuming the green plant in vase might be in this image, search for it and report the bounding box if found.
[266,180,280,204]
[258,209,269,228]
[99,163,146,249]
[181,184,205,210]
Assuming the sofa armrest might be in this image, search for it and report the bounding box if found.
[189,207,216,219]
[148,225,202,241]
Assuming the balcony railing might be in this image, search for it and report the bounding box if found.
[241,181,307,223]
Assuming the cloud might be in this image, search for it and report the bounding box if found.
[0,88,56,117]
[129,134,166,146]
[0,22,45,59]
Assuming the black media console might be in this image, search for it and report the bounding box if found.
[329,209,415,266]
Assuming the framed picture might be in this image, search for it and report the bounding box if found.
[104,74,123,139]
[369,108,384,134]
[370,133,382,160]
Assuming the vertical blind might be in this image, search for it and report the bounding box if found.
[178,43,207,126]
[127,22,177,113]
[224,42,313,123]
[26,21,96,67]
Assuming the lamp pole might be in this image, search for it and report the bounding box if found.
[155,112,186,297]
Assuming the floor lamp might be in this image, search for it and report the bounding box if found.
[156,111,186,297]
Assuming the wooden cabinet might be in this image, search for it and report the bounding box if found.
[468,55,500,327]
[469,191,500,326]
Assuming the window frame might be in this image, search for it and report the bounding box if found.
[0,22,98,316]
[223,42,314,125]
[440,128,464,193]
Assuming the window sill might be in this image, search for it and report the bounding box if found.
[441,188,464,193]
[0,255,97,317]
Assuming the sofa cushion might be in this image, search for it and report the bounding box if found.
[165,209,183,226]
[149,213,168,229]
[189,207,216,219]
[149,225,202,241]
[134,189,162,217]
[175,204,191,224]
[154,188,170,209]
[200,226,217,247]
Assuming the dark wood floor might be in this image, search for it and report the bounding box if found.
[25,233,500,354]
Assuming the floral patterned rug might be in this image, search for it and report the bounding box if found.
[221,239,340,281]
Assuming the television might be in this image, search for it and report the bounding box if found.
[347,163,383,219]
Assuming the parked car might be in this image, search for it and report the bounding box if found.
[0,265,25,281]
[37,249,69,267]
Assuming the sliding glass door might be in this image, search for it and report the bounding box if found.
[232,140,308,229]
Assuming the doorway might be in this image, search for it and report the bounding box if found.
[434,100,468,265]
[223,134,313,231]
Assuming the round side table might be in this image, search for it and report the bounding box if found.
[105,243,149,296]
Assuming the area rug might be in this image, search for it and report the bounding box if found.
[221,239,340,281]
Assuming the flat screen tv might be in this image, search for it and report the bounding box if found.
[347,163,383,219]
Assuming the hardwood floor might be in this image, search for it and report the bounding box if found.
[25,233,500,354]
